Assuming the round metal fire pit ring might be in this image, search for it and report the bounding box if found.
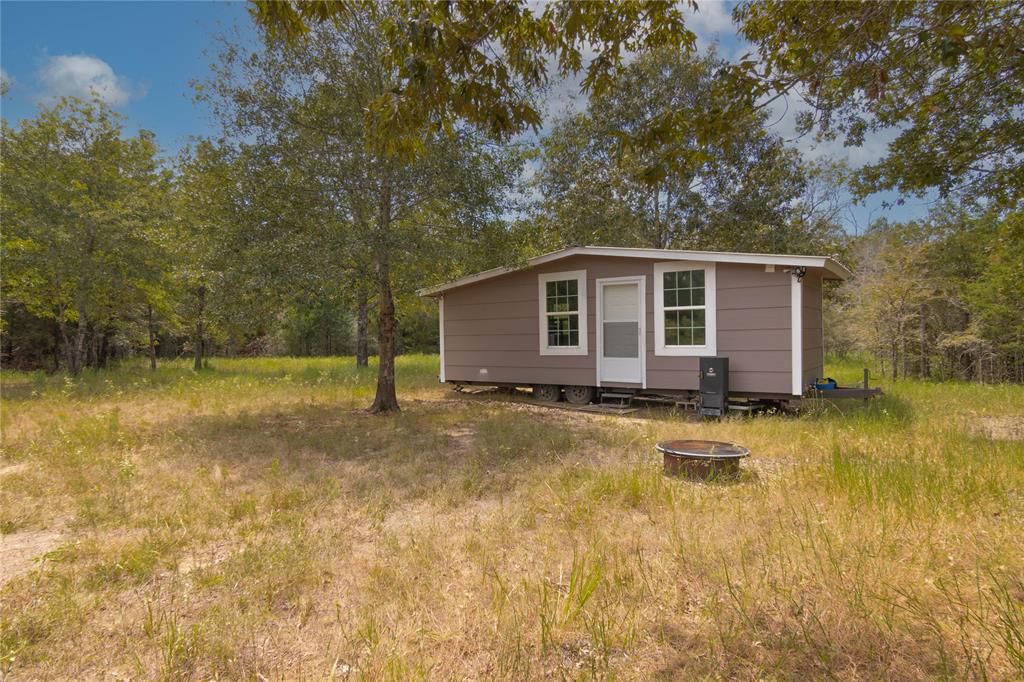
[656,440,750,480]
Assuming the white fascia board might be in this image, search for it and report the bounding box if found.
[580,246,841,272]
[416,247,586,296]
[417,263,519,296]
[822,260,853,280]
[418,246,850,296]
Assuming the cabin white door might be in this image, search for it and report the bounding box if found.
[597,277,645,385]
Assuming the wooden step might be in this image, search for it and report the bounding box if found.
[600,391,634,407]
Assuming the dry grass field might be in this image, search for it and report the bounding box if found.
[1,355,1023,680]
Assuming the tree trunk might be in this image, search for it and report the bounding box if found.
[370,185,399,414]
[194,335,203,370]
[98,330,110,368]
[652,185,663,249]
[356,286,369,367]
[148,305,157,370]
[87,324,99,369]
[193,284,206,371]
[57,318,73,373]
[370,259,399,413]
[919,304,929,378]
[959,311,973,379]
[67,318,88,376]
[51,324,62,372]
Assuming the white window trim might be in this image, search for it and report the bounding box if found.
[538,269,588,356]
[653,261,716,357]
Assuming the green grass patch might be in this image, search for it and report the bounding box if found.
[1,354,1022,679]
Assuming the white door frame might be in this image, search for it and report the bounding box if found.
[596,276,646,388]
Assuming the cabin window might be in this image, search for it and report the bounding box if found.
[538,270,588,355]
[653,262,717,356]
[546,279,579,346]
[662,270,705,346]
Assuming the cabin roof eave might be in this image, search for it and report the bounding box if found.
[418,245,851,297]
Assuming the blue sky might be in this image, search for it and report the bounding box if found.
[1,1,251,149]
[1,1,933,232]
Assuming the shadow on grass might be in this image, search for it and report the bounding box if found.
[161,399,612,515]
[0,355,442,403]
[451,386,919,430]
[0,365,205,402]
[800,393,916,426]
[0,381,41,401]
[451,388,706,424]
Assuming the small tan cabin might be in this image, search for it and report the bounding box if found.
[420,246,850,401]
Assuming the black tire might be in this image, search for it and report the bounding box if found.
[564,385,596,405]
[532,384,561,402]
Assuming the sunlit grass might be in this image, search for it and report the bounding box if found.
[1,354,1022,679]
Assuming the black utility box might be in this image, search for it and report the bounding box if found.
[699,356,729,418]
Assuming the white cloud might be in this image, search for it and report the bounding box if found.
[684,0,744,58]
[541,73,587,120]
[761,91,896,168]
[678,0,894,170]
[37,54,139,106]
[686,1,734,38]
[531,2,896,175]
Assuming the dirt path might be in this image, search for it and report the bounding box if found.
[1,462,67,587]
[415,392,690,427]
[973,415,1024,441]
[0,527,64,587]
[0,462,30,479]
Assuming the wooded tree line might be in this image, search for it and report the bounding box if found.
[832,207,1024,383]
[2,1,1022,410]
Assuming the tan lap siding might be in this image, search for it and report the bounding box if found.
[442,269,590,385]
[443,256,797,395]
[801,272,824,386]
[443,255,646,386]
[642,263,791,394]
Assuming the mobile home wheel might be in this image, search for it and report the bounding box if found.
[532,384,561,402]
[564,385,596,405]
